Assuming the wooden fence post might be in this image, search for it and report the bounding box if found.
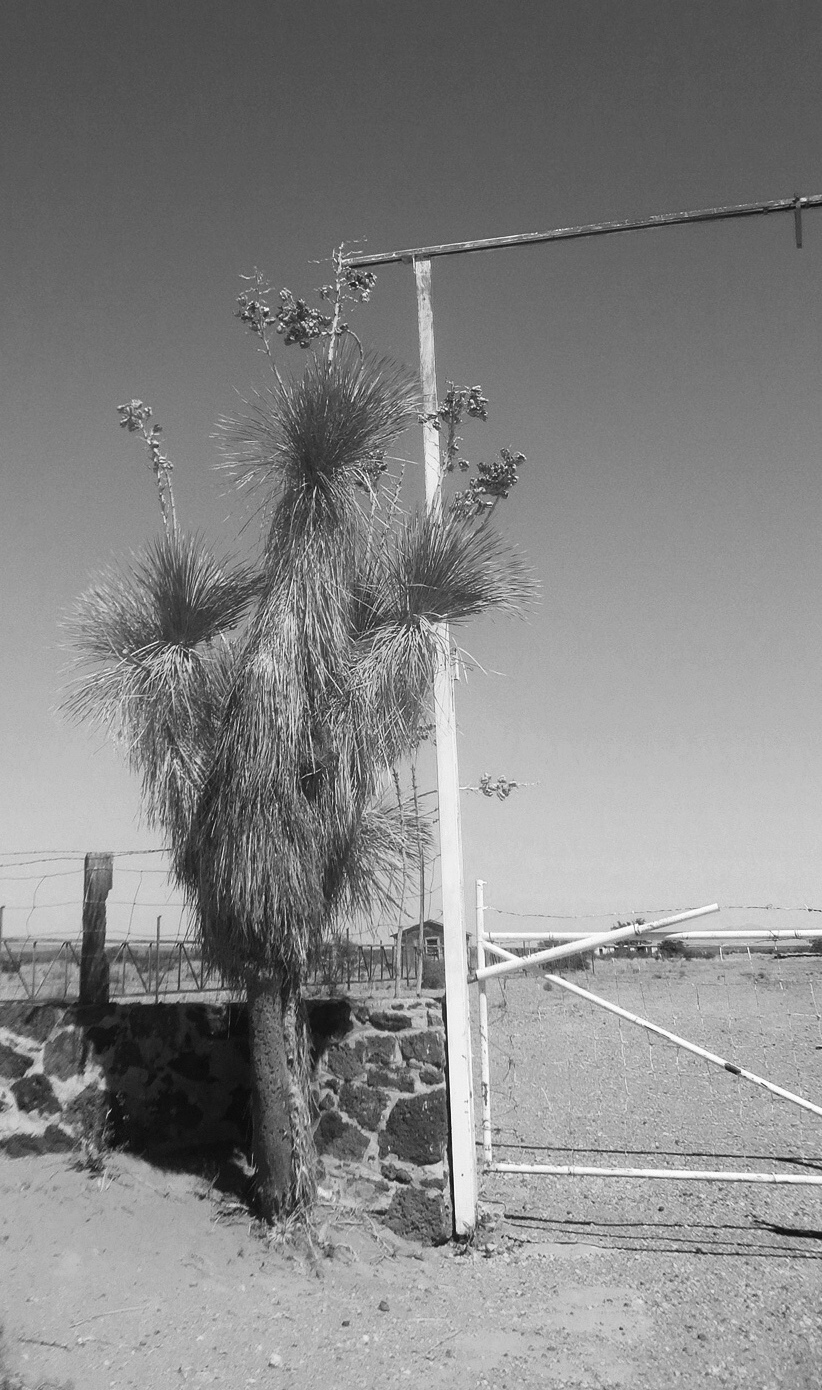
[79,852,113,1006]
[154,915,162,1004]
[414,256,477,1238]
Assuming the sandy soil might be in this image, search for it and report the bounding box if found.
[2,1148,822,1390]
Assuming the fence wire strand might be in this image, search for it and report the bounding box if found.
[0,847,434,1001]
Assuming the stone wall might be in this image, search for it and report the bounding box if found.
[0,994,451,1243]
[0,1000,251,1160]
[315,997,451,1244]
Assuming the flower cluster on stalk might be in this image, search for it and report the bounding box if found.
[236,257,376,354]
[422,382,526,520]
[116,399,177,534]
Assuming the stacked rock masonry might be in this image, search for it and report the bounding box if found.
[314,997,451,1244]
[0,995,451,1245]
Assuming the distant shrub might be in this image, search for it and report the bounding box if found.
[658,937,688,960]
[422,956,446,989]
[614,917,645,933]
[553,950,591,973]
[611,917,646,956]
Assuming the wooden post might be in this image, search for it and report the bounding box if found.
[416,881,425,997]
[412,763,425,997]
[79,853,112,1006]
[414,256,478,1238]
[154,915,162,1004]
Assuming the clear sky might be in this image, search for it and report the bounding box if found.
[2,0,821,940]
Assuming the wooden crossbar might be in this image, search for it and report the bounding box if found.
[343,193,822,268]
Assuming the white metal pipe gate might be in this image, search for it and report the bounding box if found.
[342,191,822,1236]
[474,880,822,1187]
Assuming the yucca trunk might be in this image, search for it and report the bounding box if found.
[246,970,317,1221]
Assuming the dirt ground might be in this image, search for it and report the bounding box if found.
[2,1148,821,1390]
[478,956,822,1166]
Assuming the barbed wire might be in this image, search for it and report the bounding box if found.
[3,851,821,948]
[0,869,84,882]
[0,847,170,868]
[725,904,822,913]
[2,902,78,911]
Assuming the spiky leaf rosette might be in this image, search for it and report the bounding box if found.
[63,531,259,842]
[343,506,538,766]
[319,792,435,940]
[183,348,424,985]
[217,344,422,548]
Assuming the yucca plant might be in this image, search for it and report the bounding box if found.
[65,292,535,1223]
[63,531,260,845]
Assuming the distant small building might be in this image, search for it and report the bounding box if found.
[397,920,445,976]
[595,940,660,959]
[394,920,476,986]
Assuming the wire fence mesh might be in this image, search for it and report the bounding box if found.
[0,849,438,1001]
[474,941,822,1254]
[476,928,822,1179]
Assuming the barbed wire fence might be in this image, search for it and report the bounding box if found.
[0,847,442,1003]
[5,847,821,1007]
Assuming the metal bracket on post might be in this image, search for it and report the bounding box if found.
[794,195,804,249]
[414,256,478,1238]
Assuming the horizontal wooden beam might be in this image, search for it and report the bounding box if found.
[342,193,822,269]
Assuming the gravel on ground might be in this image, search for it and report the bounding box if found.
[2,1150,821,1390]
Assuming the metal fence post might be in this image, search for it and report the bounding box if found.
[476,880,493,1169]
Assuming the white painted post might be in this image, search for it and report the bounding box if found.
[154,915,161,1005]
[414,256,477,1237]
[476,880,493,1169]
